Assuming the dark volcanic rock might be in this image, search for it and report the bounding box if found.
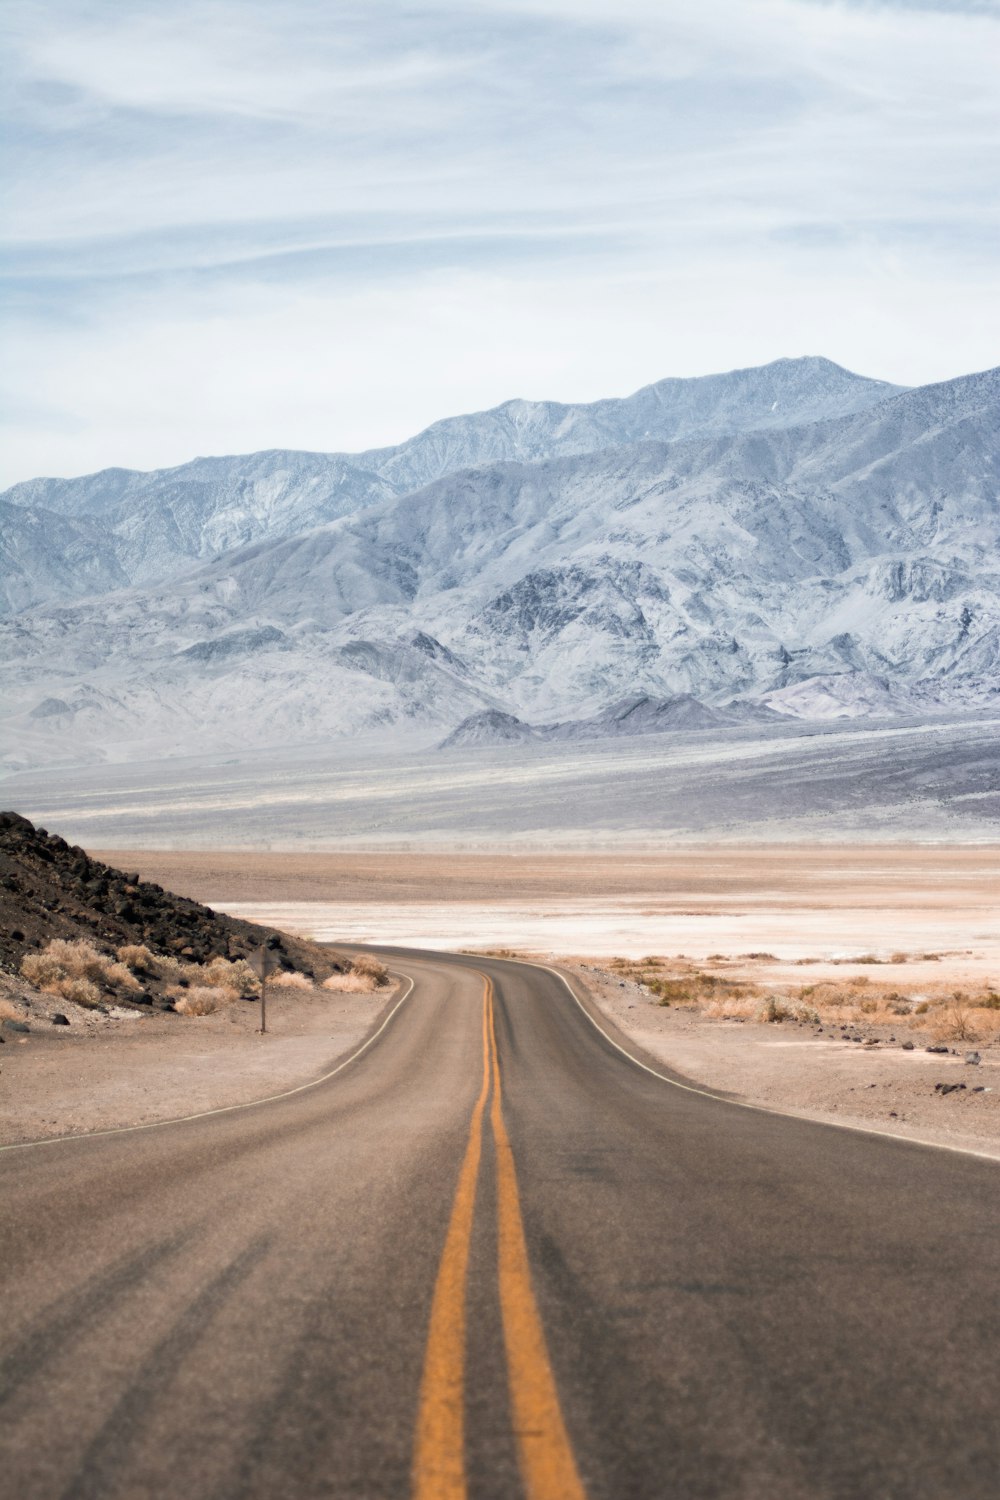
[0,810,340,999]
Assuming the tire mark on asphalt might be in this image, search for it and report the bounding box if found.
[59,1237,271,1500]
[0,1232,192,1409]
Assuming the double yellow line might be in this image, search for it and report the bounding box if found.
[412,977,585,1500]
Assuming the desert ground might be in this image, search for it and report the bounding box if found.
[0,971,404,1146]
[94,842,1000,966]
[9,843,974,1159]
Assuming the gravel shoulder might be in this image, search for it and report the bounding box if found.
[568,962,1000,1160]
[0,970,402,1147]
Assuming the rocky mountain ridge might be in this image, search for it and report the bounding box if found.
[0,359,996,769]
[1,357,901,614]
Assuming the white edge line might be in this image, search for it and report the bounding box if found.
[0,973,415,1155]
[489,953,1000,1167]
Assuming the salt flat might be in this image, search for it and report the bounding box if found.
[104,845,1000,968]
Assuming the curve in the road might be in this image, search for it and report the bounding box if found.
[1,946,998,1500]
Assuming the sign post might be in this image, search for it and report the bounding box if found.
[250,945,279,1035]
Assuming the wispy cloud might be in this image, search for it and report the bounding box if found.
[2,0,998,484]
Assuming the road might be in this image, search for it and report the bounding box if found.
[1,949,999,1499]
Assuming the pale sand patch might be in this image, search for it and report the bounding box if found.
[0,980,400,1147]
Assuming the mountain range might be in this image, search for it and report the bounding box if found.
[1,356,996,769]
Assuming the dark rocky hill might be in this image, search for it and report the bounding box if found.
[0,811,337,1007]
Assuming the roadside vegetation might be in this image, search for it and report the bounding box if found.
[18,936,390,1016]
[322,954,391,993]
[605,955,1000,1043]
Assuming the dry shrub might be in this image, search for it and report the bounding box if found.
[203,956,260,996]
[351,955,390,987]
[757,995,791,1023]
[322,972,374,993]
[55,976,102,1008]
[173,986,233,1016]
[42,938,111,981]
[0,997,24,1021]
[322,957,390,994]
[22,938,138,995]
[176,956,260,995]
[105,961,141,992]
[117,943,155,973]
[154,953,185,981]
[21,951,65,987]
[268,970,313,991]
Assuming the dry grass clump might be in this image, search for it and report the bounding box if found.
[927,992,1000,1044]
[269,970,313,991]
[173,986,233,1016]
[57,977,103,1008]
[200,956,260,996]
[322,972,374,993]
[21,938,140,1003]
[322,955,391,994]
[117,943,156,973]
[605,956,754,1008]
[352,954,389,985]
[599,954,1000,1038]
[0,997,26,1021]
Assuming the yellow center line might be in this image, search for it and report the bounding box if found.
[412,976,586,1500]
[487,979,587,1500]
[412,986,491,1500]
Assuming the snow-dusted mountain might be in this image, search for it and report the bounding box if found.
[0,357,901,613]
[1,360,996,770]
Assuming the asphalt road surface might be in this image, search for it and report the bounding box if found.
[2,949,999,1500]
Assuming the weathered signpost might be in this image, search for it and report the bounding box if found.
[250,944,279,1034]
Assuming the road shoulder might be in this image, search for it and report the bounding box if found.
[552,960,1000,1161]
[0,971,406,1146]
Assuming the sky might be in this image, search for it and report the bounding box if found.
[2,0,998,487]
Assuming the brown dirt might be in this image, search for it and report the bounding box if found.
[0,969,402,1146]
